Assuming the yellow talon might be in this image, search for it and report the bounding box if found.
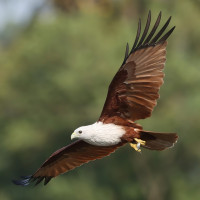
[130,143,141,152]
[130,138,146,153]
[134,138,146,146]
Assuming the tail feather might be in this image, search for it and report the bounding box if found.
[139,130,178,151]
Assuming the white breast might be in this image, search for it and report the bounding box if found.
[82,122,125,146]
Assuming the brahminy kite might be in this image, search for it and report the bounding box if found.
[13,11,178,186]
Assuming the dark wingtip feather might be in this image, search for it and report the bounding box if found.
[130,18,141,53]
[151,16,171,44]
[20,175,32,179]
[122,11,174,64]
[158,26,176,43]
[13,175,53,186]
[122,43,129,65]
[144,11,162,44]
[34,177,45,186]
[131,11,174,52]
[12,175,32,186]
[137,10,151,48]
[44,177,52,186]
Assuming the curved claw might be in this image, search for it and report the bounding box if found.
[130,138,146,153]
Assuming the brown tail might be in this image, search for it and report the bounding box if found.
[139,130,178,151]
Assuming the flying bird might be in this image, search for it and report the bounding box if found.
[13,11,178,186]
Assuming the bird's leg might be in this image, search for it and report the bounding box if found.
[130,138,146,152]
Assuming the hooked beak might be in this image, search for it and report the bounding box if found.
[71,132,77,140]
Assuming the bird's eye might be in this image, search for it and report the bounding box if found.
[78,130,82,134]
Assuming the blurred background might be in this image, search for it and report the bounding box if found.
[0,0,200,200]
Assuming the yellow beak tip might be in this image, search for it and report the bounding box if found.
[71,133,76,140]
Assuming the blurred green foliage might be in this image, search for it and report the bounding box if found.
[1,0,200,200]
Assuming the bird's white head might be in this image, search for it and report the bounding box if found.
[71,125,94,141]
[70,122,125,146]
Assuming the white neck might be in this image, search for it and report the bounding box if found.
[79,122,125,146]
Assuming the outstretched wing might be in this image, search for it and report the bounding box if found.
[99,11,175,123]
[13,140,123,186]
